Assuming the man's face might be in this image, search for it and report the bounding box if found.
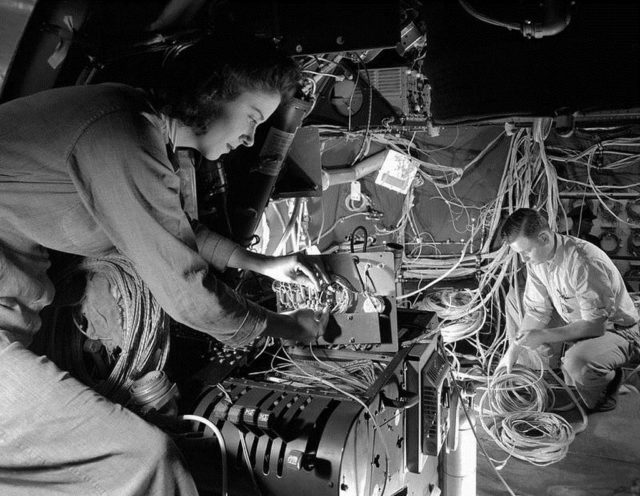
[509,231,554,265]
[194,89,282,160]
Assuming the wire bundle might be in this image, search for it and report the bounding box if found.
[398,123,568,377]
[420,289,486,343]
[478,364,577,466]
[481,366,550,416]
[266,349,385,395]
[51,253,170,404]
[497,411,575,466]
[549,135,640,227]
[272,276,355,314]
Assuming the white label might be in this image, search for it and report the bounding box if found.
[350,180,362,202]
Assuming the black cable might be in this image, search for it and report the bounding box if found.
[350,225,368,253]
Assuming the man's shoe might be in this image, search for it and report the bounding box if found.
[605,368,624,396]
[587,369,623,413]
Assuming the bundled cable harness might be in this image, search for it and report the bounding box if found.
[255,344,385,396]
[420,288,486,343]
[272,275,356,314]
[49,253,170,404]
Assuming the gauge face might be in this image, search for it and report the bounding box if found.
[599,231,621,254]
[362,293,385,313]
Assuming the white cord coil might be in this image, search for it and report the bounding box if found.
[478,363,578,467]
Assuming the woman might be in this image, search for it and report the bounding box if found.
[0,35,327,495]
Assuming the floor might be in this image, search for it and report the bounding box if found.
[476,370,640,496]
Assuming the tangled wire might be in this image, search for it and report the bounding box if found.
[478,363,579,466]
[48,253,170,404]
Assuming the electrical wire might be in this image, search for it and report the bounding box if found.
[274,198,303,256]
[278,345,391,496]
[317,212,370,241]
[350,225,369,253]
[447,363,519,496]
[265,345,384,395]
[180,414,228,496]
[310,97,639,394]
[477,351,587,467]
[51,253,170,404]
[399,125,573,378]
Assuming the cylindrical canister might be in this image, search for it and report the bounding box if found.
[443,405,477,496]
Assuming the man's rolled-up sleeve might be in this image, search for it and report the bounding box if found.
[66,109,266,346]
[572,260,613,322]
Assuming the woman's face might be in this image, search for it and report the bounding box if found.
[193,89,281,160]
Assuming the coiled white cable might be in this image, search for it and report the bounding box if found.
[180,414,228,496]
[478,356,584,467]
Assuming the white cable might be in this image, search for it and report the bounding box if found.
[180,414,228,496]
[477,358,584,467]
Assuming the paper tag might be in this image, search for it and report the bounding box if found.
[350,180,362,202]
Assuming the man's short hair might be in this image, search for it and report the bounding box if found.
[501,208,550,243]
[150,35,301,133]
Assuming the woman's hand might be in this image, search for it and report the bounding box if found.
[260,253,330,291]
[230,249,330,291]
[285,308,330,344]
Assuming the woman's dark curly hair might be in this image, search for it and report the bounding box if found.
[150,35,300,133]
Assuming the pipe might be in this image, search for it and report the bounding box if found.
[232,97,312,246]
[458,0,571,39]
[321,150,389,190]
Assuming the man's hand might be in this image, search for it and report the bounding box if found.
[515,328,548,348]
[497,344,521,373]
[260,253,331,291]
[497,341,552,373]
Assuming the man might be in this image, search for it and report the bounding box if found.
[501,208,639,412]
[0,36,328,495]
[503,203,602,369]
[566,203,600,245]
